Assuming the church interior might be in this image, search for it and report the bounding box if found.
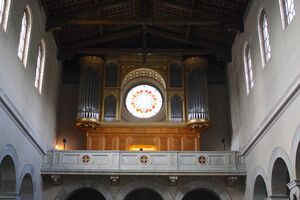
[0,0,300,199]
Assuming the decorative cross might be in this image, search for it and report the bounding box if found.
[198,155,207,164]
[82,155,90,164]
[140,155,149,164]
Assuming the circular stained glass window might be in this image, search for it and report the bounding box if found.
[125,84,163,118]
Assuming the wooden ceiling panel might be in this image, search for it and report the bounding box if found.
[40,0,250,61]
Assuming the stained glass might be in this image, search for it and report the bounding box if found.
[125,85,163,118]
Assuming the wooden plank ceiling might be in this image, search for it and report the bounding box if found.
[41,0,249,61]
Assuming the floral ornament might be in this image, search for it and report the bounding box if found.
[126,85,163,118]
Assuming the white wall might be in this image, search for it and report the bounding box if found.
[228,0,300,198]
[0,0,60,199]
[0,0,60,152]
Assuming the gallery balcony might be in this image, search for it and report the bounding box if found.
[41,150,246,176]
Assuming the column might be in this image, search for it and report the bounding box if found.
[288,180,300,200]
[184,57,210,130]
[76,56,104,129]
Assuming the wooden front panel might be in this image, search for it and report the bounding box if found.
[86,126,199,151]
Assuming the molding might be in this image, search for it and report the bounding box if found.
[241,72,300,156]
[0,88,46,156]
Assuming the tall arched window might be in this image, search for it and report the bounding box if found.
[0,0,11,31]
[244,43,254,94]
[34,40,46,94]
[17,5,32,66]
[280,0,295,28]
[259,10,271,65]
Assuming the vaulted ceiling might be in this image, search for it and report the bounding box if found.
[41,0,249,61]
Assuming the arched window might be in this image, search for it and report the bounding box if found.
[170,95,183,122]
[280,0,295,28]
[259,10,271,65]
[244,43,254,94]
[104,95,117,121]
[17,5,32,66]
[0,0,11,31]
[34,40,46,94]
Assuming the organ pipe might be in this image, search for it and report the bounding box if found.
[76,56,104,128]
[184,57,211,130]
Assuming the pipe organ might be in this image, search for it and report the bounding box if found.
[75,55,211,151]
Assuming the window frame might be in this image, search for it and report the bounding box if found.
[279,0,296,29]
[0,0,11,31]
[17,5,32,67]
[244,43,254,94]
[258,10,272,66]
[34,40,46,94]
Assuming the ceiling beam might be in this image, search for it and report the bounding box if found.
[47,17,242,31]
[146,28,230,55]
[64,28,142,48]
[156,0,239,20]
[58,48,218,60]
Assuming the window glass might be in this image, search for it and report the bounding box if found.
[34,41,46,93]
[260,12,271,64]
[125,84,163,118]
[282,0,295,27]
[244,44,254,94]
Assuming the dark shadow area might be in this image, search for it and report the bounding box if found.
[124,188,163,200]
[182,189,220,200]
[67,188,106,200]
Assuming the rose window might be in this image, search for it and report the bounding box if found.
[125,84,163,118]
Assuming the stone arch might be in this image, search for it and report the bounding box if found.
[253,175,268,200]
[115,180,172,200]
[174,179,231,200]
[247,166,270,200]
[271,158,290,196]
[268,147,293,196]
[0,144,18,194]
[55,179,112,200]
[18,164,35,200]
[290,123,300,180]
[67,188,106,200]
[124,188,164,200]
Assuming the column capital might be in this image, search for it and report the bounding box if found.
[79,56,104,72]
[288,180,300,200]
[184,56,208,72]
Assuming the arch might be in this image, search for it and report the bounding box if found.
[0,144,18,194]
[105,60,118,87]
[103,95,117,121]
[170,95,183,122]
[19,173,33,200]
[122,68,166,89]
[268,147,293,180]
[17,164,36,199]
[271,158,291,196]
[55,179,112,200]
[182,189,220,200]
[67,188,106,200]
[34,39,46,94]
[247,166,270,200]
[257,9,271,66]
[124,188,163,200]
[174,179,231,200]
[290,124,300,180]
[169,62,183,88]
[253,175,268,200]
[0,0,11,31]
[0,155,16,193]
[115,180,172,200]
[17,4,32,67]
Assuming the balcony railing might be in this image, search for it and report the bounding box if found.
[41,150,246,176]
